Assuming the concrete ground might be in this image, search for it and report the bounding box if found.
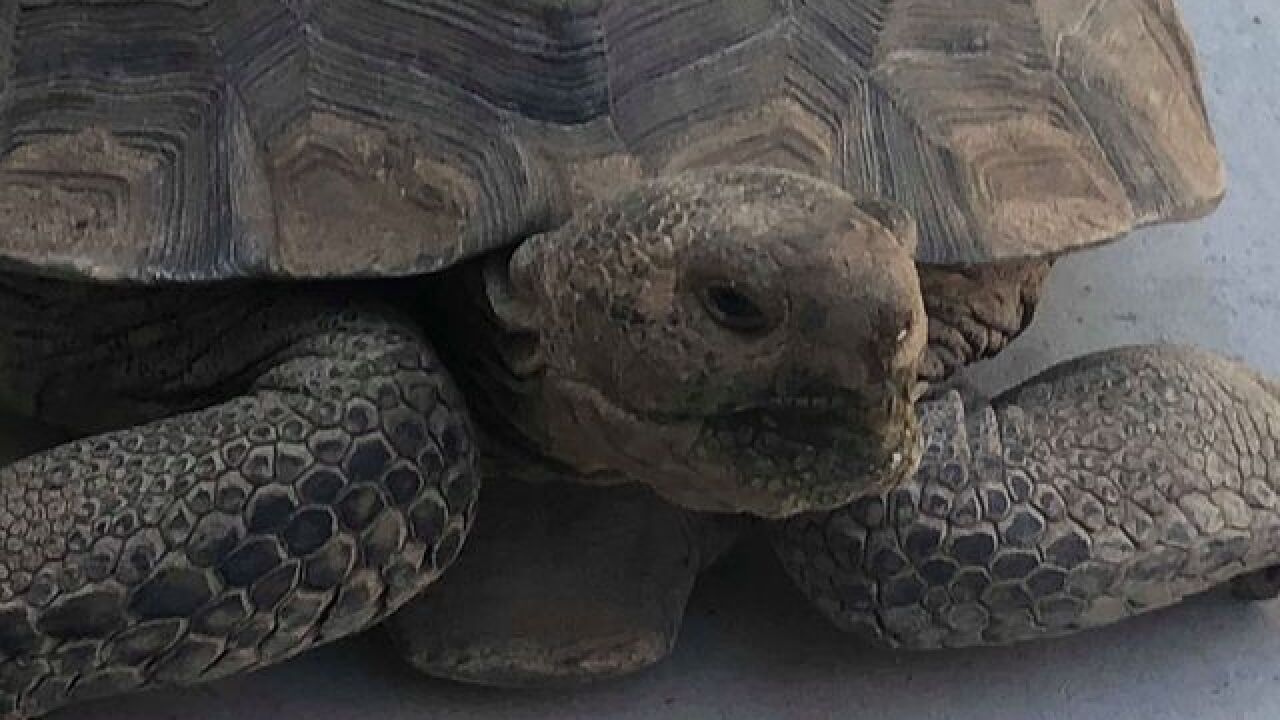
[30,1,1280,718]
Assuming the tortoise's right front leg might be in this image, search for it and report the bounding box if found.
[0,309,476,719]
[774,346,1280,649]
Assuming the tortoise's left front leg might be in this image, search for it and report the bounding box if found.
[774,346,1280,649]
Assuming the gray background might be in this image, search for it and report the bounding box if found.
[27,1,1280,718]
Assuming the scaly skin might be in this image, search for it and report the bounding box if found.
[918,259,1052,383]
[774,346,1280,648]
[0,279,477,718]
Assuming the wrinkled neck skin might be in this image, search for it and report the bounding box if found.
[433,168,929,518]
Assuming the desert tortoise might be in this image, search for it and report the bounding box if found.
[0,0,1234,712]
[0,2,965,717]
[379,0,1260,687]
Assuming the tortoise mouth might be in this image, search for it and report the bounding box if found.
[638,386,876,425]
[535,374,919,516]
[703,391,876,446]
[718,389,867,413]
[687,385,920,516]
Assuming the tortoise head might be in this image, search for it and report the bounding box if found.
[481,168,926,517]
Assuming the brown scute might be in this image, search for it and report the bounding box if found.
[0,0,1222,282]
[0,130,161,279]
[269,114,474,278]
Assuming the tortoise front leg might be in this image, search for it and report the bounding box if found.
[918,259,1051,383]
[0,309,476,718]
[385,477,743,687]
[774,346,1280,649]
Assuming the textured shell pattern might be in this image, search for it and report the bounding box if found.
[0,0,1224,282]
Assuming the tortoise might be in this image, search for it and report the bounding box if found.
[375,0,1267,688]
[0,0,1237,715]
[0,4,942,718]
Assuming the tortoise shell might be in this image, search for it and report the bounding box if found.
[0,0,1223,282]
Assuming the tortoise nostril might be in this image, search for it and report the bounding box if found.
[702,284,771,334]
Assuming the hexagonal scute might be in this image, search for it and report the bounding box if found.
[115,530,168,586]
[344,435,395,486]
[431,523,466,571]
[193,591,253,636]
[337,485,387,532]
[216,473,254,514]
[298,467,347,505]
[999,508,1046,547]
[37,586,127,641]
[283,507,339,557]
[128,566,217,621]
[318,569,384,641]
[381,463,424,507]
[241,447,277,487]
[187,513,247,568]
[307,428,353,467]
[380,407,431,459]
[991,550,1040,582]
[304,537,357,591]
[948,528,998,568]
[220,537,288,588]
[250,561,301,612]
[407,491,448,545]
[361,510,408,568]
[105,618,184,666]
[1045,529,1092,570]
[246,486,298,535]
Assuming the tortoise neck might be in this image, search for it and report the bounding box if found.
[420,260,562,471]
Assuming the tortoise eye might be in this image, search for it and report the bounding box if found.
[702,284,771,334]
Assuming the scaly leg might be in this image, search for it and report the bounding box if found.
[0,303,476,717]
[775,346,1280,648]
